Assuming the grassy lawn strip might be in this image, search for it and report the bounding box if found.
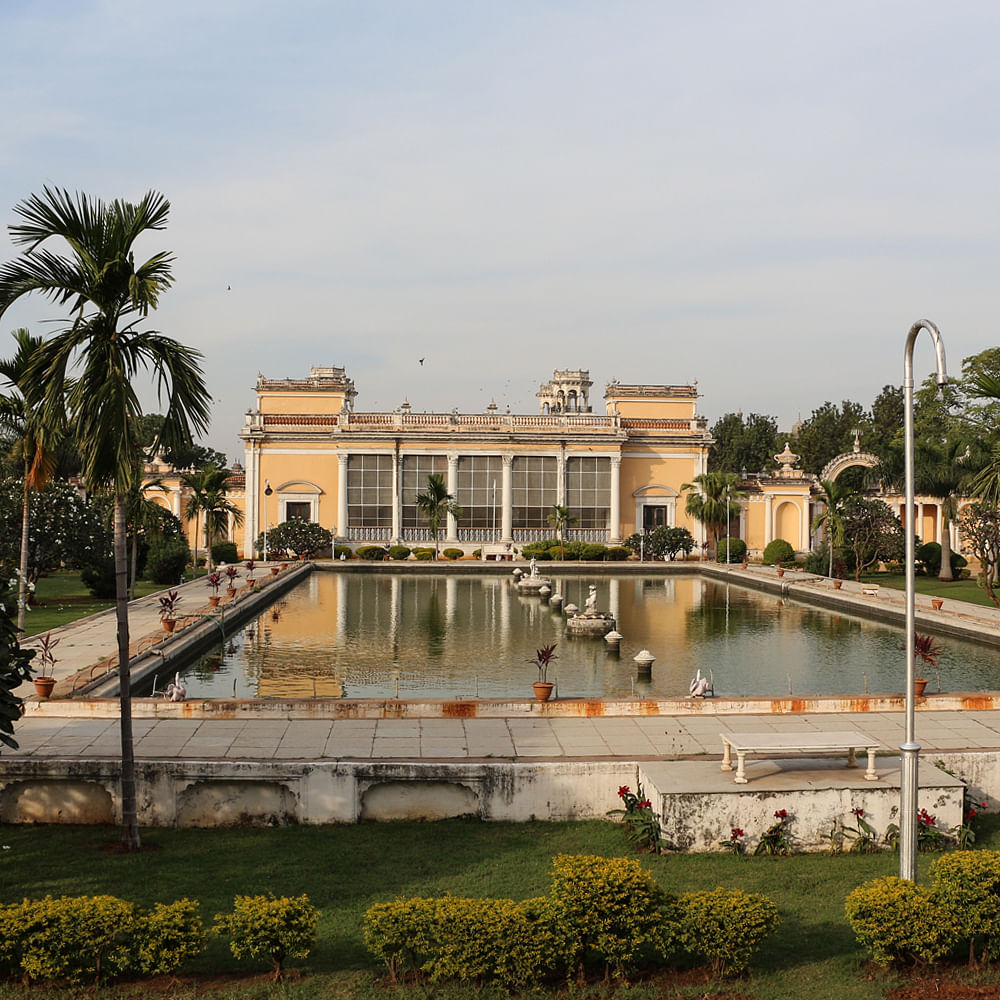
[4,816,1000,998]
[861,571,997,609]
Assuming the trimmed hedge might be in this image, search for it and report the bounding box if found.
[442,548,464,560]
[211,541,239,565]
[718,537,747,564]
[333,545,353,560]
[387,545,411,560]
[679,887,779,976]
[213,893,318,975]
[357,546,387,561]
[762,538,794,565]
[605,546,632,561]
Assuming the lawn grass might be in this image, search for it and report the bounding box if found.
[4,816,1000,998]
[861,571,997,609]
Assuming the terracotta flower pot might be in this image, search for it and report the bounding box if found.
[532,681,554,702]
[777,568,785,578]
[833,580,843,590]
[226,587,237,598]
[270,567,280,576]
[280,563,288,571]
[914,678,929,697]
[209,595,221,607]
[33,676,55,699]
[162,619,176,633]
[931,599,944,611]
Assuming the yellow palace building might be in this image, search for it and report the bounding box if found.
[234,365,713,555]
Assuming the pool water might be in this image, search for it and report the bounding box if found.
[171,572,1000,700]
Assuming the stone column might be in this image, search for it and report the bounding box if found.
[557,448,566,507]
[243,442,257,558]
[391,451,401,544]
[501,453,513,543]
[609,455,622,544]
[337,453,349,542]
[764,494,773,547]
[446,453,459,542]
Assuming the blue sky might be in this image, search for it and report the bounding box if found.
[2,1,999,462]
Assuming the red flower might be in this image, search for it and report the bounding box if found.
[774,809,788,819]
[918,808,936,826]
[851,807,865,818]
[618,785,630,798]
[731,828,744,840]
[638,800,652,809]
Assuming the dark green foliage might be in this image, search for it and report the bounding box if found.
[718,536,747,563]
[708,411,779,475]
[0,576,35,751]
[442,547,463,560]
[605,546,631,560]
[333,545,353,559]
[357,546,387,561]
[387,545,411,560]
[916,541,967,577]
[145,536,191,585]
[80,556,117,598]
[762,538,794,565]
[625,526,695,561]
[264,520,331,559]
[211,541,238,565]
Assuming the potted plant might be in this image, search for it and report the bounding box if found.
[225,565,241,596]
[207,571,223,607]
[159,589,181,632]
[913,632,942,695]
[31,633,59,699]
[528,643,558,702]
[776,560,784,578]
[245,560,256,588]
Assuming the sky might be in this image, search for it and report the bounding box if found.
[2,0,999,463]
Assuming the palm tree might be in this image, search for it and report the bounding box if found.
[914,438,971,582]
[681,472,744,556]
[0,329,61,632]
[181,466,233,573]
[812,478,855,578]
[201,484,243,569]
[0,187,211,852]
[414,473,462,559]
[546,503,577,558]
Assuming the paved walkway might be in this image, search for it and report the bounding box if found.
[8,708,1000,763]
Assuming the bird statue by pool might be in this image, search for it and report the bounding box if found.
[166,673,186,702]
[689,669,711,698]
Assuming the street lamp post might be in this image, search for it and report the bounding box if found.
[900,319,948,882]
[725,484,731,565]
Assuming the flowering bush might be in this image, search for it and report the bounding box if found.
[755,808,795,856]
[720,828,747,856]
[609,782,667,854]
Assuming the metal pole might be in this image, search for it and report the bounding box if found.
[725,484,730,564]
[900,319,948,882]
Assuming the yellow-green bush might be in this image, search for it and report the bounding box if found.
[132,899,205,976]
[213,893,318,974]
[845,876,953,966]
[1,895,137,984]
[930,850,1000,963]
[549,854,680,980]
[678,887,779,976]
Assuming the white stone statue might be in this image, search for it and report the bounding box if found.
[585,584,598,614]
[529,557,537,578]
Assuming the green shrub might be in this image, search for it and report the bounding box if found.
[605,545,631,561]
[718,537,747,563]
[80,557,117,598]
[930,851,1000,963]
[357,546,387,561]
[915,541,967,577]
[214,893,318,975]
[522,539,560,555]
[548,545,575,560]
[442,548,463,560]
[3,895,137,984]
[762,538,794,565]
[472,548,482,558]
[845,876,953,966]
[579,543,607,560]
[333,545,353,560]
[211,541,239,565]
[387,545,411,560]
[145,536,191,585]
[413,548,435,561]
[549,854,679,980]
[679,887,779,976]
[132,899,205,976]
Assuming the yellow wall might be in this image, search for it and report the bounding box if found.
[258,391,348,415]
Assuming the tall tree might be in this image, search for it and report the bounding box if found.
[0,329,61,632]
[708,411,779,475]
[414,473,462,559]
[812,478,856,578]
[0,187,211,851]
[792,400,867,475]
[546,503,577,556]
[682,472,745,556]
[181,465,236,572]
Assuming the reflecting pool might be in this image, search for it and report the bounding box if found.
[172,572,1000,700]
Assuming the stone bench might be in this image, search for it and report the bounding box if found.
[720,731,880,784]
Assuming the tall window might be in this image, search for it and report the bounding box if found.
[457,455,504,529]
[566,456,611,529]
[512,456,557,528]
[347,454,393,527]
[401,455,448,529]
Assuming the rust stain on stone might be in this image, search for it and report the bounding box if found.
[442,701,478,718]
[962,695,997,711]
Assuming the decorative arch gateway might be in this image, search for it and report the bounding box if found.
[819,433,881,483]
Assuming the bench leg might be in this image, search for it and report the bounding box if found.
[847,747,857,768]
[865,748,878,781]
[734,750,748,784]
[721,739,733,771]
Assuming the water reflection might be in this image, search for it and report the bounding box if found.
[169,572,1000,701]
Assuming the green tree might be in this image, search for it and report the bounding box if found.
[0,187,211,851]
[138,412,227,470]
[0,575,35,752]
[708,411,779,475]
[793,400,867,475]
[414,473,462,559]
[0,329,62,632]
[259,519,331,559]
[546,503,577,557]
[841,496,904,581]
[959,502,1000,607]
[812,478,855,578]
[682,473,745,556]
[182,466,236,573]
